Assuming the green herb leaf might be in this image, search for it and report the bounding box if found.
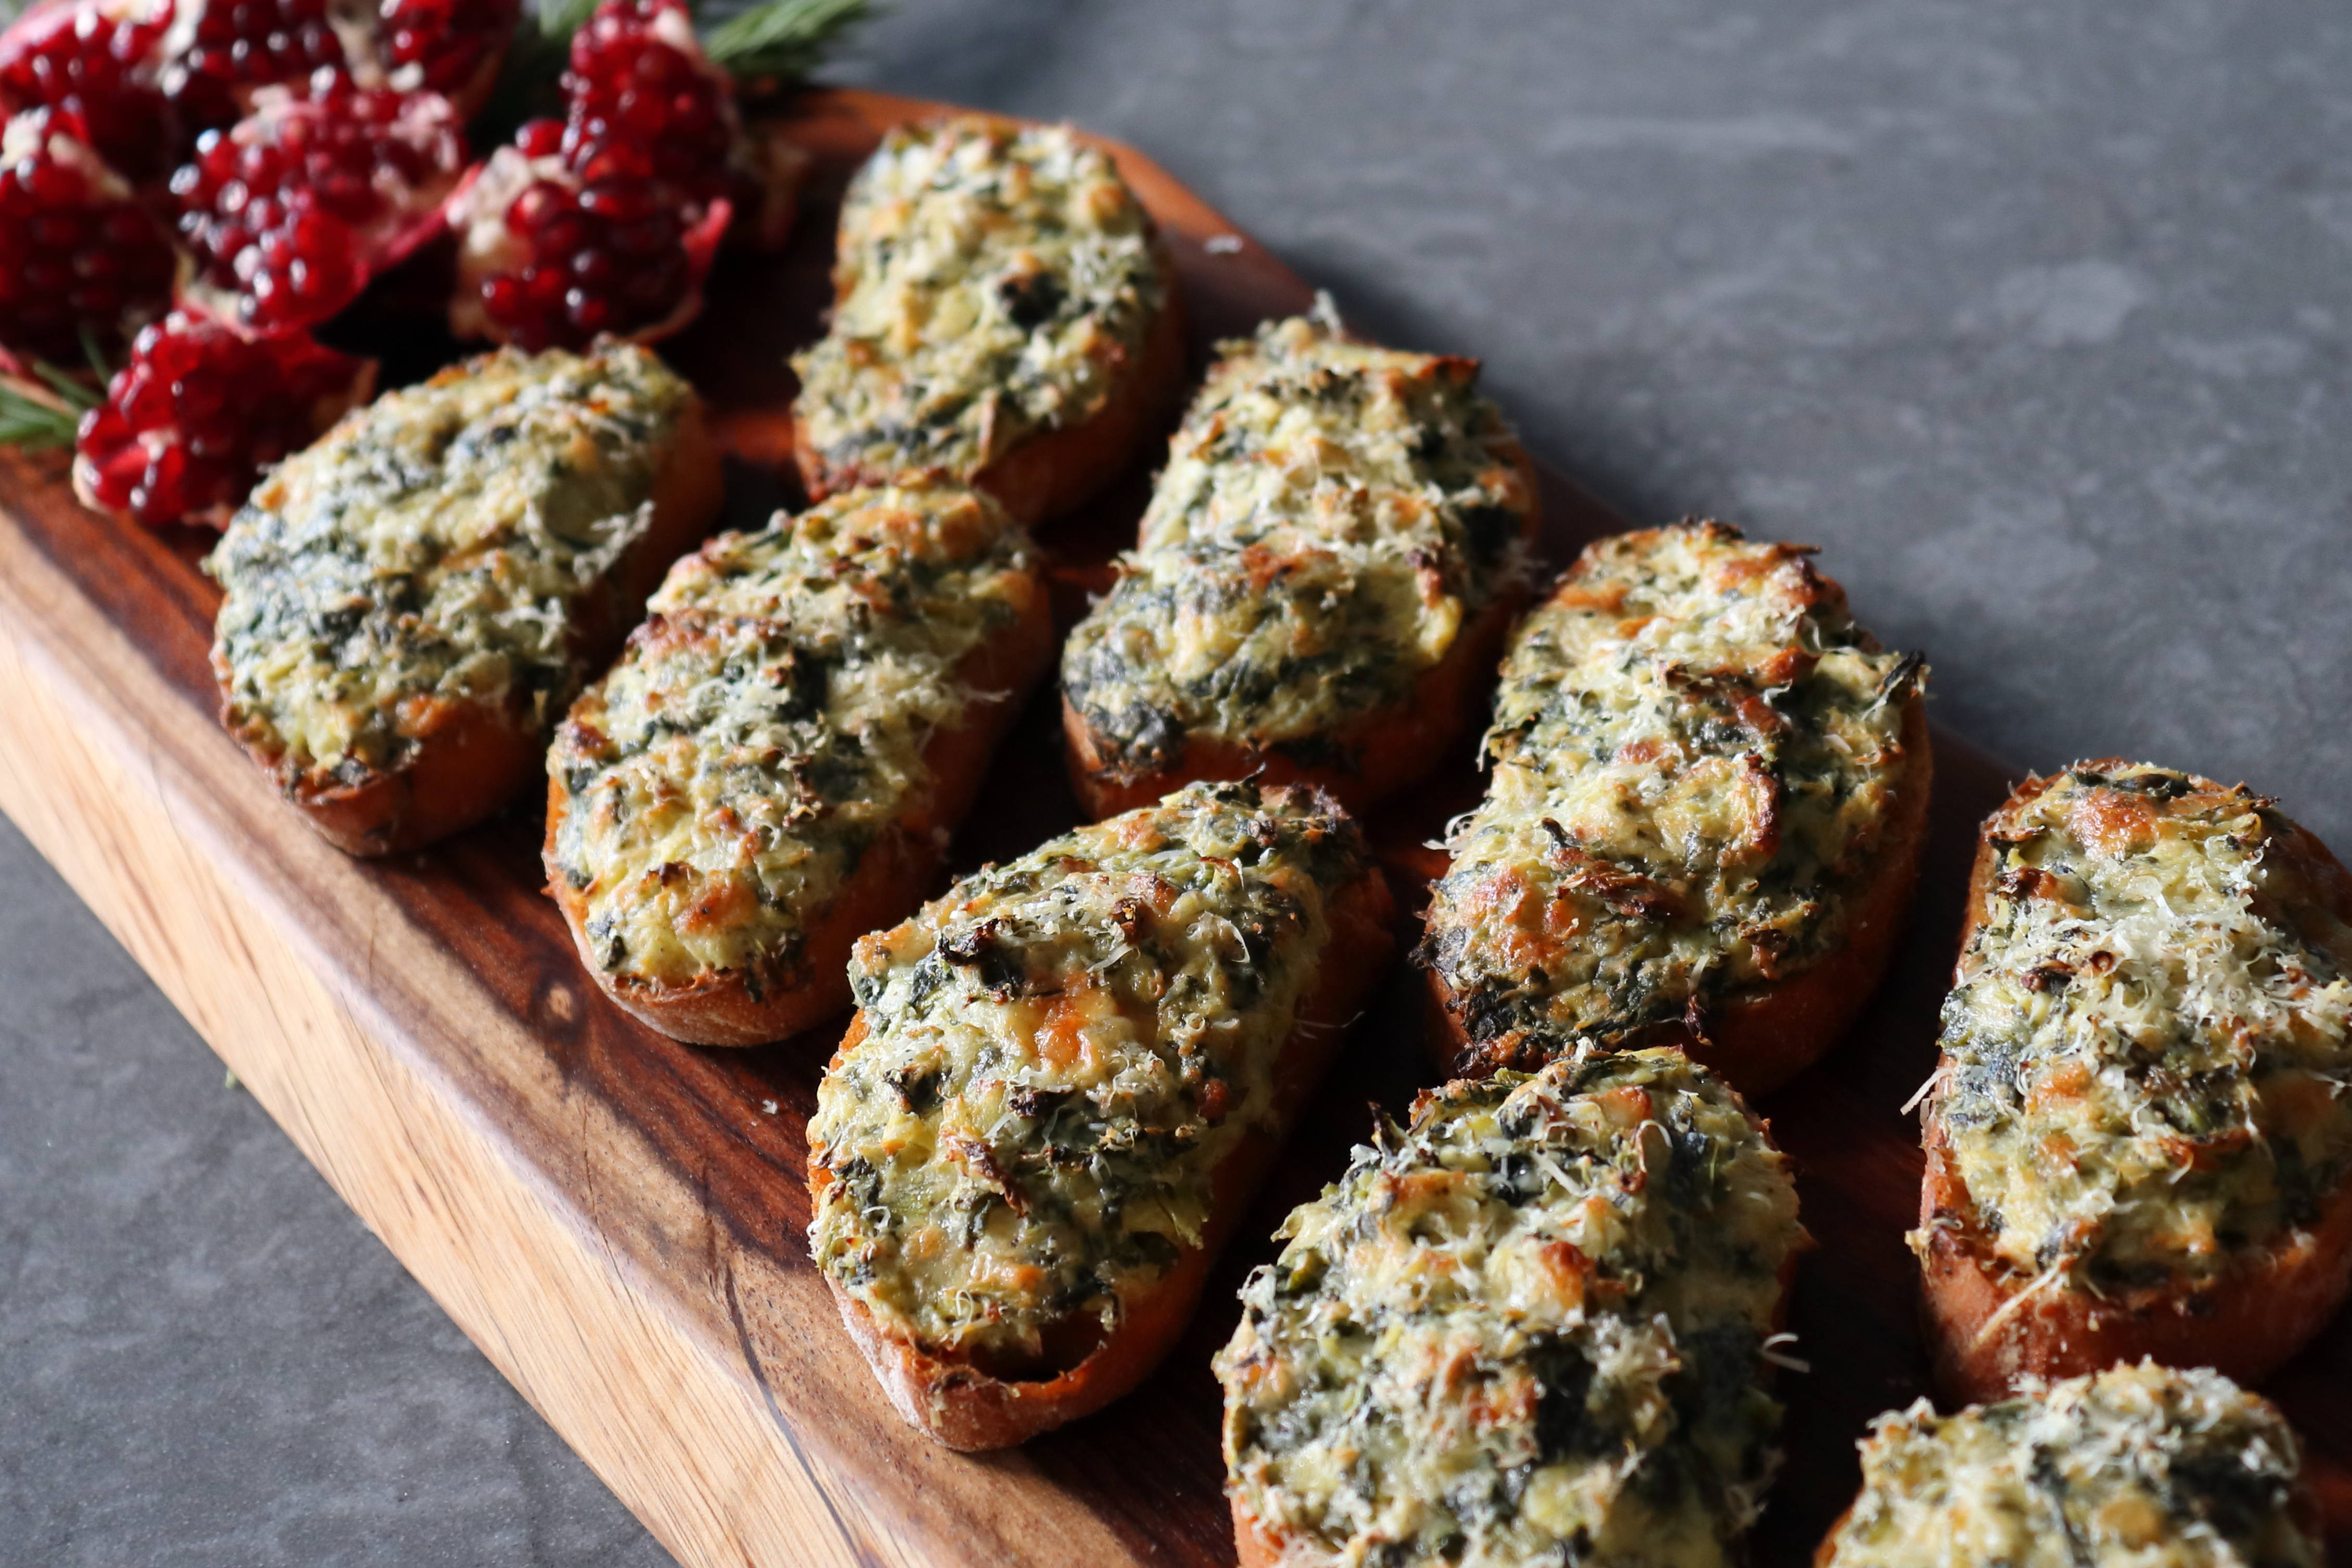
[0,356,100,453]
[701,0,871,84]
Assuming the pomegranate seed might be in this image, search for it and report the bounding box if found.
[0,0,171,179]
[0,106,172,361]
[376,0,519,102]
[73,310,372,527]
[515,116,561,158]
[172,79,464,333]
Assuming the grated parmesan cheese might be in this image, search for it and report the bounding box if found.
[1924,763,2352,1289]
[1819,1362,2320,1568]
[791,117,1166,482]
[1216,1048,1805,1568]
[547,477,1038,988]
[1420,522,1924,1062]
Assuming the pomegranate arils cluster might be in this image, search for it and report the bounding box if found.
[171,77,464,332]
[0,0,172,178]
[73,311,370,525]
[0,107,174,360]
[453,0,735,352]
[561,0,731,200]
[161,0,356,132]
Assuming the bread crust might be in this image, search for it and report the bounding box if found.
[226,399,724,858]
[1918,1122,2352,1406]
[1231,1498,1288,1568]
[1424,691,1932,1097]
[543,581,1056,1047]
[1917,766,2352,1403]
[793,240,1186,529]
[1061,448,1541,822]
[814,862,1397,1450]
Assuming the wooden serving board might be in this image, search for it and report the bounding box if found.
[0,87,2342,1568]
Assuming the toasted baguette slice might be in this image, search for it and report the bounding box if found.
[207,345,720,856]
[1060,308,1540,821]
[790,116,1185,527]
[1814,1362,2324,1568]
[807,779,1396,1449]
[1417,521,1931,1096]
[1914,761,2352,1403]
[544,478,1053,1046]
[1218,1047,1806,1568]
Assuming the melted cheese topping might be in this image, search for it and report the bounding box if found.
[209,346,692,783]
[808,780,1370,1372]
[790,116,1166,482]
[547,479,1038,988]
[1421,522,1924,1061]
[1062,308,1532,766]
[1821,1363,2320,1568]
[1217,1048,1804,1568]
[1921,764,2352,1289]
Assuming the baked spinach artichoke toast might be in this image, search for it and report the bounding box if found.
[1418,521,1931,1095]
[208,345,721,856]
[807,779,1396,1449]
[543,476,1053,1046]
[789,115,1184,526]
[1060,306,1538,818]
[1915,762,2352,1402]
[1216,1047,1806,1568]
[1815,1362,2323,1568]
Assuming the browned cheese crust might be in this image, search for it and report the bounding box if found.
[1418,522,1931,1096]
[207,346,720,856]
[807,781,1395,1447]
[1812,1362,2325,1568]
[789,116,1184,526]
[1059,309,1540,820]
[1215,1049,1807,1568]
[543,478,1053,1046]
[1916,761,2352,1403]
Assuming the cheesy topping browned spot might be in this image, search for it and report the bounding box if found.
[209,345,693,785]
[1420,522,1924,1064]
[1061,306,1532,770]
[1919,763,2352,1292]
[1819,1362,2321,1568]
[808,780,1370,1373]
[1217,1048,1804,1568]
[547,478,1038,989]
[790,116,1167,483]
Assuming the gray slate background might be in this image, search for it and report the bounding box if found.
[4,1,2346,1563]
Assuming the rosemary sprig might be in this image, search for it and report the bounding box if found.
[0,353,102,453]
[703,0,871,85]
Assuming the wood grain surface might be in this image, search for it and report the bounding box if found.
[0,87,2341,1567]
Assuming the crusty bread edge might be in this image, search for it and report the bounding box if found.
[223,397,725,858]
[813,843,1398,1450]
[1916,763,2352,1402]
[794,234,1187,529]
[545,566,1057,1047]
[1062,447,1542,822]
[1422,690,1933,1098]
